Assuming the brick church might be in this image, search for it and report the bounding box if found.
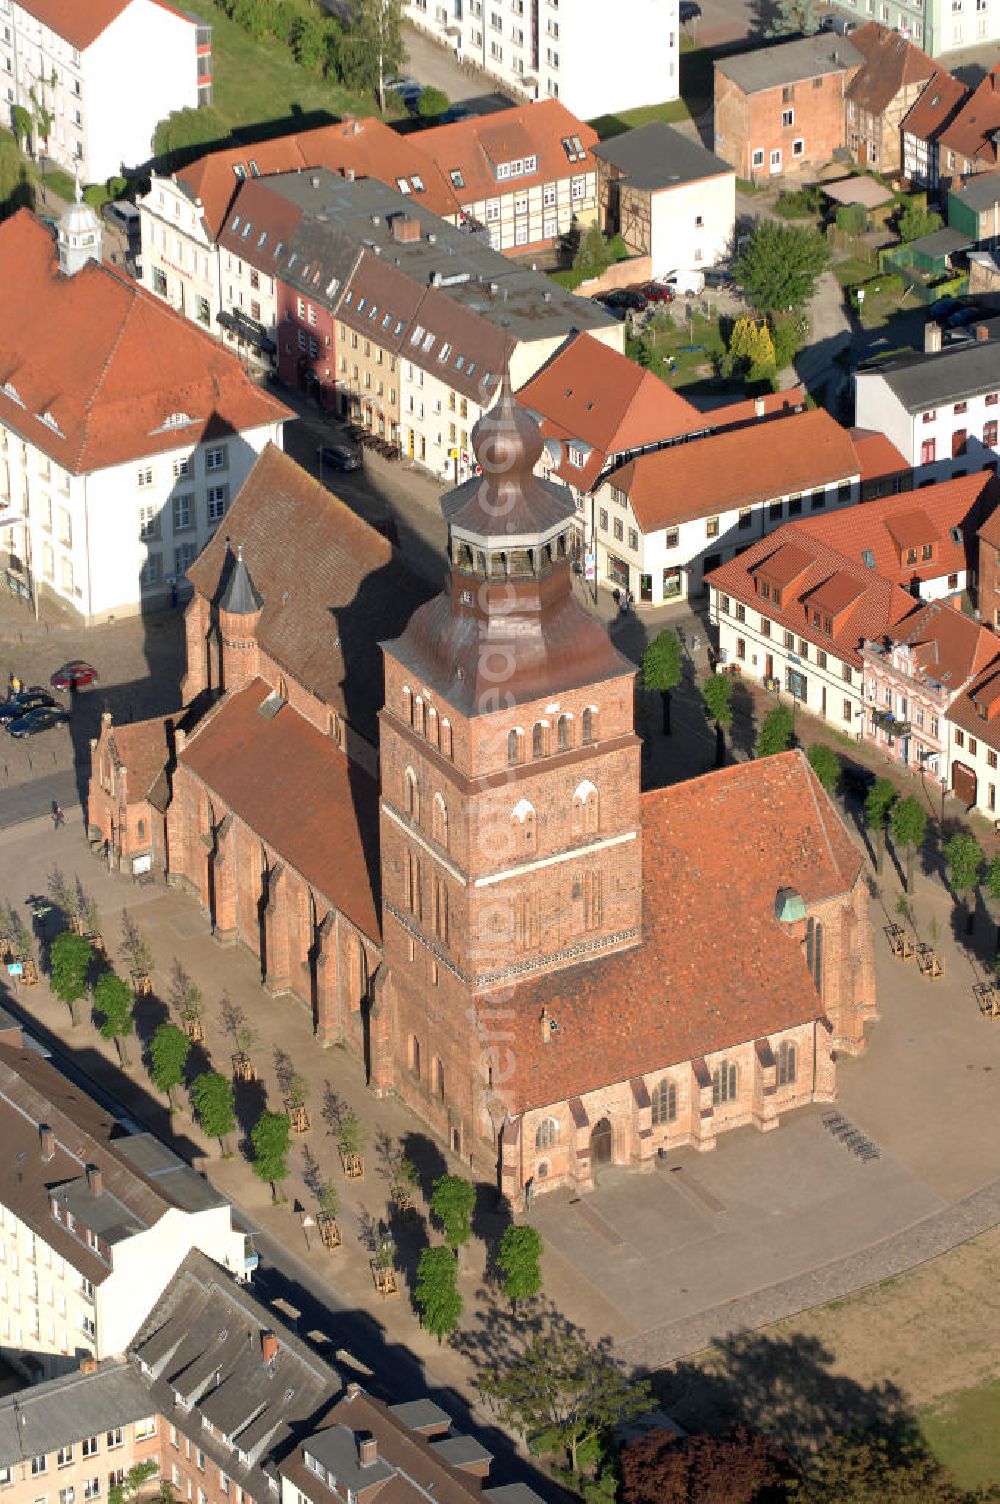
[98,382,877,1206]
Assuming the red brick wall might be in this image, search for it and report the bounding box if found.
[979,532,1000,629]
[714,69,855,180]
[276,280,338,409]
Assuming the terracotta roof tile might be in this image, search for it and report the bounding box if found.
[878,598,999,688]
[178,118,458,238]
[179,679,381,940]
[848,425,910,484]
[846,23,936,115]
[516,332,704,490]
[506,752,862,1113]
[19,0,192,50]
[186,445,433,744]
[938,64,1000,166]
[797,469,997,587]
[616,408,860,531]
[418,99,598,206]
[111,715,174,804]
[0,211,289,475]
[900,68,968,144]
[707,520,917,667]
[947,659,1000,746]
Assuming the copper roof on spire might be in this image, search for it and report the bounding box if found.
[442,372,576,541]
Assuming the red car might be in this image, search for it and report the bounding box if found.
[640,282,675,304]
[50,660,99,691]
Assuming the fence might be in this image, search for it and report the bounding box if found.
[826,225,880,265]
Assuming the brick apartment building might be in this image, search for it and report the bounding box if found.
[714,34,862,181]
[140,388,877,1205]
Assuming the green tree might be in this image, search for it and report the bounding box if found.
[49,930,91,1027]
[191,1071,237,1154]
[340,0,404,109]
[152,104,228,159]
[788,1435,976,1503]
[417,86,449,119]
[573,222,610,276]
[290,13,328,68]
[944,830,984,935]
[11,105,31,150]
[497,1223,543,1310]
[755,703,794,758]
[480,1329,653,1477]
[836,202,867,235]
[108,1461,160,1504]
[985,851,1000,953]
[251,1111,292,1201]
[389,1153,420,1207]
[806,742,841,794]
[318,1181,339,1220]
[642,629,683,735]
[864,776,898,875]
[897,200,943,243]
[890,795,928,895]
[724,315,776,382]
[431,1173,476,1255]
[94,971,135,1068]
[764,0,819,37]
[150,1023,191,1109]
[338,1105,366,1158]
[414,1245,463,1342]
[701,673,733,769]
[733,220,830,314]
[120,908,153,976]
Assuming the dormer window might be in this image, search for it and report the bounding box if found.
[568,445,584,467]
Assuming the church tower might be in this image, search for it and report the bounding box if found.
[378,377,642,1152]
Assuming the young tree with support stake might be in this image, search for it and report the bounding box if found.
[49,930,91,1027]
[94,971,135,1068]
[890,796,928,895]
[642,630,682,736]
[864,777,898,875]
[944,830,984,935]
[414,1245,463,1343]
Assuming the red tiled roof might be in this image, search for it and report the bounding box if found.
[179,679,381,940]
[707,520,917,667]
[879,598,999,689]
[418,100,598,207]
[900,69,968,145]
[186,446,433,744]
[846,23,936,115]
[0,211,290,475]
[177,118,459,238]
[705,386,806,431]
[849,426,910,484]
[112,715,173,807]
[507,752,862,1113]
[938,64,1000,167]
[797,469,997,588]
[947,659,1000,747]
[616,408,860,531]
[19,0,193,50]
[516,333,704,491]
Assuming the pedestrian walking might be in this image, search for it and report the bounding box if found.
[51,802,65,829]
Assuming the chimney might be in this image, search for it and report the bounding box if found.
[86,1165,103,1195]
[358,1437,378,1467]
[345,1383,362,1400]
[39,1124,54,1162]
[976,322,991,341]
[310,174,320,188]
[540,1007,552,1044]
[261,1331,278,1365]
[925,320,943,353]
[754,395,765,418]
[390,214,420,243]
[346,168,356,183]
[101,709,112,733]
[342,114,355,133]
[353,120,361,135]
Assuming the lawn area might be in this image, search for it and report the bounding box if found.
[920,1379,1000,1493]
[627,309,727,389]
[832,255,876,288]
[153,0,385,161]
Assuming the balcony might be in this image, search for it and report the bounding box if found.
[874,710,911,736]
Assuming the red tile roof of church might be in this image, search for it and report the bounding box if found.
[0,212,289,474]
[178,679,381,941]
[507,752,862,1113]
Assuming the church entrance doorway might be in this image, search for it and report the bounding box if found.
[591,1117,613,1166]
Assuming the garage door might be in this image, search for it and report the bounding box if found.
[952,761,977,807]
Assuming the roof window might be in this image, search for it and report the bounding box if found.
[861,548,875,568]
[412,174,425,191]
[397,177,412,194]
[232,164,247,180]
[248,160,260,176]
[411,324,425,344]
[241,222,251,238]
[258,231,267,248]
[467,361,476,377]
[231,215,241,231]
[369,304,378,319]
[382,312,392,328]
[450,169,465,188]
[287,252,298,270]
[395,320,404,336]
[439,342,452,362]
[455,354,465,371]
[344,289,353,304]
[423,331,435,351]
[358,296,366,312]
[274,241,284,258]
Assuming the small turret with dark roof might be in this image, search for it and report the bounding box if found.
[218,543,264,615]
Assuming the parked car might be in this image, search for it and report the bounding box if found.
[0,689,54,722]
[820,11,858,32]
[7,705,69,737]
[320,444,362,472]
[943,303,983,331]
[386,75,421,100]
[50,661,99,691]
[679,1,701,18]
[640,281,675,304]
[662,268,706,296]
[929,295,962,321]
[600,288,649,314]
[704,266,734,289]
